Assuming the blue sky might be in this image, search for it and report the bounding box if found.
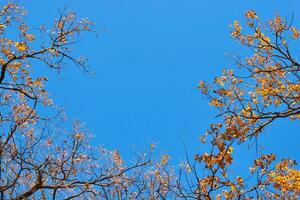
[24,0,300,169]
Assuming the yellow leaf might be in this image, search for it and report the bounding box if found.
[15,42,28,51]
[245,10,257,19]
[291,27,299,39]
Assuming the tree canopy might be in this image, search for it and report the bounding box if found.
[0,2,299,200]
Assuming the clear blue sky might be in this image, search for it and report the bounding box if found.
[25,0,300,169]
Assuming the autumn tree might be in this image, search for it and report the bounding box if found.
[1,1,299,200]
[0,2,177,199]
[173,10,300,199]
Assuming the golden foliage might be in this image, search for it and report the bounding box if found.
[192,10,300,199]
